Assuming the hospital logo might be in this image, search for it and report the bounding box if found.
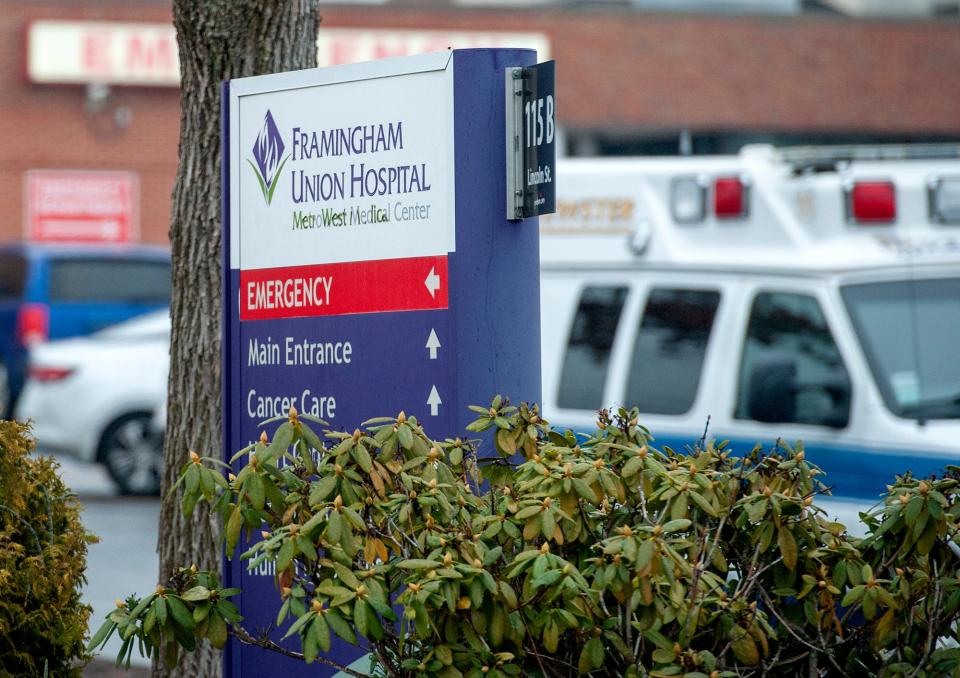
[248,110,288,205]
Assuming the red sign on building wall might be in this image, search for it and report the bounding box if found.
[24,171,139,243]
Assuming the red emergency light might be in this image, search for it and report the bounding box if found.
[713,177,748,219]
[848,181,896,224]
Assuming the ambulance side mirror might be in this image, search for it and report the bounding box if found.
[746,356,797,424]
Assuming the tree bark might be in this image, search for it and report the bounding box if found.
[158,3,320,676]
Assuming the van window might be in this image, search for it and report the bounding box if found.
[49,259,171,304]
[842,278,960,420]
[736,292,850,428]
[624,288,720,415]
[0,254,26,300]
[557,285,628,410]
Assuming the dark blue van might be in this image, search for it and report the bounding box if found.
[0,243,171,417]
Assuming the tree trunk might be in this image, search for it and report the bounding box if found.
[158,3,320,676]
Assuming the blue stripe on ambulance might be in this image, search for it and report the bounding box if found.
[557,426,954,502]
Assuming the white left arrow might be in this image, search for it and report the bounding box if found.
[426,328,441,359]
[427,385,442,416]
[424,267,441,298]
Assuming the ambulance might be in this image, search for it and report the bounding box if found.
[539,144,960,502]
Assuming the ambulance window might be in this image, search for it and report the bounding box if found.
[557,285,628,410]
[624,288,720,415]
[842,278,960,420]
[736,292,850,428]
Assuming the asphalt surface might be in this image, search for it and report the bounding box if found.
[52,456,158,671]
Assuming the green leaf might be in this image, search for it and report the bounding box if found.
[167,596,195,630]
[841,585,865,607]
[354,598,370,638]
[398,559,442,570]
[268,422,295,459]
[282,610,315,640]
[515,505,542,520]
[746,499,768,523]
[182,491,198,518]
[327,511,343,544]
[352,444,373,473]
[277,539,295,572]
[862,588,877,620]
[587,636,604,670]
[622,454,645,477]
[128,592,156,619]
[731,631,759,666]
[778,526,798,571]
[325,609,356,644]
[217,599,242,623]
[185,463,200,495]
[86,619,116,651]
[332,562,360,589]
[226,505,242,554]
[572,477,599,503]
[181,586,211,602]
[542,509,556,539]
[435,644,453,666]
[689,491,718,517]
[398,424,414,450]
[652,648,675,663]
[905,495,924,524]
[309,476,338,507]
[644,629,674,651]
[208,611,228,649]
[662,519,692,534]
[917,521,938,555]
[313,614,331,653]
[296,535,317,561]
[303,621,319,664]
[246,474,265,511]
[542,621,559,653]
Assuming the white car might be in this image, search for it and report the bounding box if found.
[15,310,169,495]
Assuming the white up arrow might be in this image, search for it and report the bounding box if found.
[424,267,441,298]
[427,385,442,416]
[426,328,441,360]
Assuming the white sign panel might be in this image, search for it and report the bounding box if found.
[316,28,550,67]
[27,22,549,87]
[26,21,179,86]
[230,52,455,272]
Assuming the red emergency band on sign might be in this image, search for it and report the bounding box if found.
[240,255,449,320]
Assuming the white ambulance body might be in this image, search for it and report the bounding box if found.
[539,145,960,503]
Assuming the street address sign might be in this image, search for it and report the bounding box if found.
[223,50,542,676]
[506,60,556,220]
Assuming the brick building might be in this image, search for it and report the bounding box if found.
[1,1,958,244]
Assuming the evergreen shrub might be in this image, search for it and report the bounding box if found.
[1,420,95,677]
[93,400,960,677]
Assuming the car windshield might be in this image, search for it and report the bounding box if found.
[841,277,960,420]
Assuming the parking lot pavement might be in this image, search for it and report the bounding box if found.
[81,496,159,668]
[52,454,118,498]
[83,659,150,677]
[47,454,157,669]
